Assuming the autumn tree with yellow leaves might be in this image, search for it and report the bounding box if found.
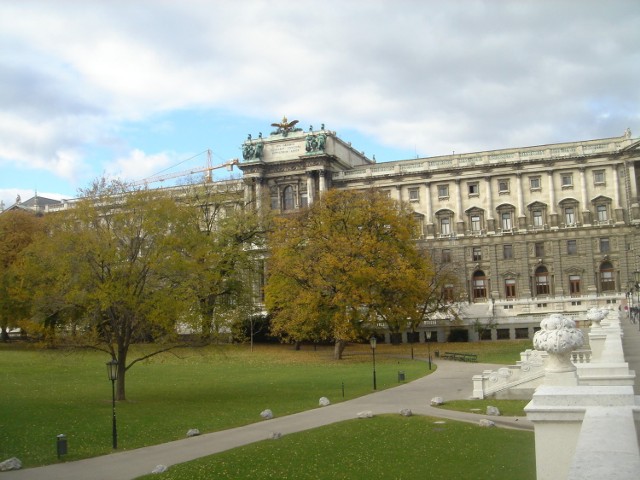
[265,189,435,359]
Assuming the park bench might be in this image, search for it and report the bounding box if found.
[442,352,477,362]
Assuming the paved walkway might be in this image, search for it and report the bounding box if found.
[1,360,531,480]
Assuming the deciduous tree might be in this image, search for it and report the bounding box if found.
[265,189,433,359]
[0,210,45,341]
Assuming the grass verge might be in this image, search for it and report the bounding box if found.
[0,343,429,467]
[434,399,529,417]
[136,415,535,480]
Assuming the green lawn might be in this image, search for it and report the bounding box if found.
[0,343,429,467]
[136,415,535,480]
[0,340,534,475]
[434,399,529,417]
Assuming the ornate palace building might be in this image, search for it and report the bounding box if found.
[6,121,640,342]
[238,121,640,342]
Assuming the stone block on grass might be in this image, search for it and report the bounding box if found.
[0,458,21,471]
[479,419,496,428]
[486,406,501,416]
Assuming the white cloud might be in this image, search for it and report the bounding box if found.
[105,149,177,183]
[0,0,638,192]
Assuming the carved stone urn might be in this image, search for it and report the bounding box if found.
[533,313,584,374]
[586,307,607,326]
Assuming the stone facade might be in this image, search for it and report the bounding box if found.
[238,124,640,342]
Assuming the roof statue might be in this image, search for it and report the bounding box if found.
[270,116,302,136]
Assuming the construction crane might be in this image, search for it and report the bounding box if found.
[132,150,239,186]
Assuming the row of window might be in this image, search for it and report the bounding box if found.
[434,199,612,236]
[442,237,612,263]
[470,262,615,301]
[407,170,607,202]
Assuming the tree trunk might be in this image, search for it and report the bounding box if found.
[333,339,346,360]
[115,347,127,401]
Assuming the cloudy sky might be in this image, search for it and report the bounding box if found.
[1,0,639,209]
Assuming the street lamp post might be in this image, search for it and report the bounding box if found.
[426,331,432,370]
[369,336,377,390]
[106,359,118,449]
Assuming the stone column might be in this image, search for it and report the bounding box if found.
[547,170,558,228]
[318,170,327,195]
[579,168,591,225]
[455,179,464,234]
[485,176,495,233]
[306,172,315,205]
[612,163,624,222]
[256,178,264,211]
[627,161,640,220]
[425,182,435,237]
[516,173,526,229]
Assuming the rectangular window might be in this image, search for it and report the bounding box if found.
[440,217,451,235]
[567,239,577,255]
[437,184,449,198]
[473,278,486,299]
[601,270,614,291]
[530,176,541,189]
[505,279,516,298]
[561,173,573,187]
[472,247,482,261]
[565,207,575,225]
[443,284,454,302]
[596,204,608,221]
[497,328,510,340]
[408,188,419,202]
[501,212,512,231]
[533,210,543,227]
[503,244,513,259]
[515,328,529,339]
[498,179,510,193]
[536,274,550,295]
[535,242,544,257]
[569,275,581,296]
[468,182,479,195]
[593,170,605,185]
[442,249,451,263]
[600,237,610,253]
[471,215,481,232]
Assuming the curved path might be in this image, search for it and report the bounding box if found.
[1,360,532,480]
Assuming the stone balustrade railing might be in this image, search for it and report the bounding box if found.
[332,136,632,181]
[523,309,640,480]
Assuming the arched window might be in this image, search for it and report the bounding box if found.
[527,201,547,229]
[435,209,454,236]
[559,198,579,227]
[535,266,550,296]
[472,270,487,301]
[282,186,295,211]
[600,261,615,292]
[496,203,516,232]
